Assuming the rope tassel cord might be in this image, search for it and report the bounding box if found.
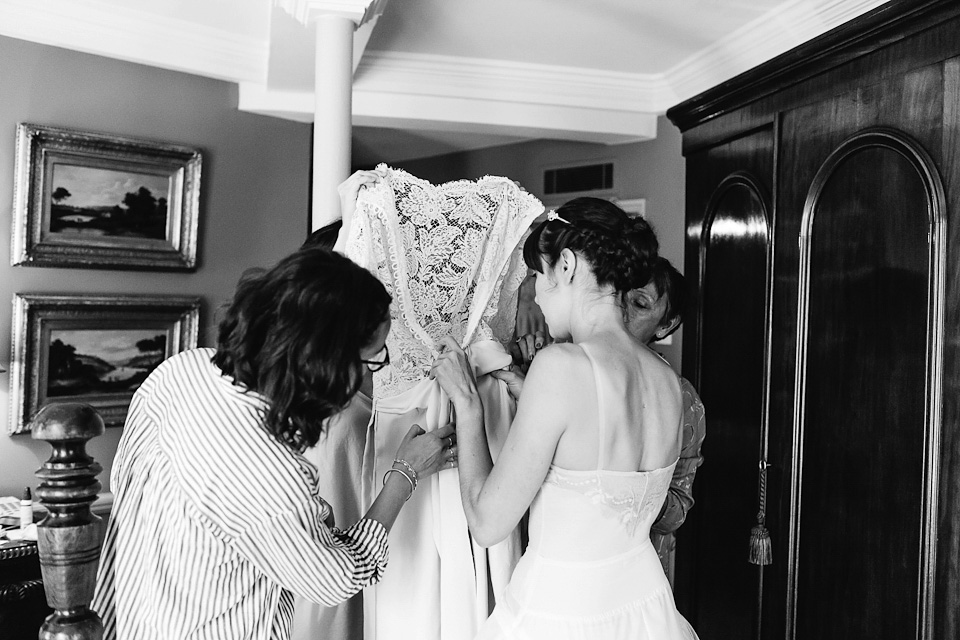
[748,460,773,566]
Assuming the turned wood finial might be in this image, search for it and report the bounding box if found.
[31,402,105,640]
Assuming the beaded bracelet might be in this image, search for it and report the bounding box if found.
[383,468,415,501]
[393,458,419,490]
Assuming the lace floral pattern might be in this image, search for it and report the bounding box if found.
[544,465,677,537]
[344,165,543,399]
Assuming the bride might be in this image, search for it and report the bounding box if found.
[431,197,699,639]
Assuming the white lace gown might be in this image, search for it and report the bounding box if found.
[337,166,544,640]
[477,345,700,640]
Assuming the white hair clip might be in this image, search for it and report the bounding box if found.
[546,210,571,225]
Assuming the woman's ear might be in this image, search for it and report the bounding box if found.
[558,248,577,283]
[655,314,682,340]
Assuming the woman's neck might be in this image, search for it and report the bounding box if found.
[567,289,626,344]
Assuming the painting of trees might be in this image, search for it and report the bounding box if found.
[48,165,169,239]
[46,330,169,397]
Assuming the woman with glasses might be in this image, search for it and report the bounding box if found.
[93,246,458,640]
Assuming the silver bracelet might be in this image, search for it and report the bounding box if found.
[392,458,419,490]
[383,468,415,501]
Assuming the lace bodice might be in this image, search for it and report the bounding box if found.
[544,462,677,537]
[342,165,543,399]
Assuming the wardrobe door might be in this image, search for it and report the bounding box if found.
[774,66,946,640]
[677,128,774,640]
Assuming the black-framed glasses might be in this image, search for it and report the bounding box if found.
[361,345,390,372]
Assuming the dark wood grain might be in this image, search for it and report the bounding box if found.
[936,55,960,640]
[797,141,931,640]
[31,402,105,640]
[675,127,774,639]
[673,5,960,639]
[667,0,959,133]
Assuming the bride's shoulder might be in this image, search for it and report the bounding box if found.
[531,342,589,367]
[524,343,592,390]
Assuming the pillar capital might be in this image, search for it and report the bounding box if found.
[275,0,387,27]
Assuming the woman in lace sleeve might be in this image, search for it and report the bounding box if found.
[432,197,699,640]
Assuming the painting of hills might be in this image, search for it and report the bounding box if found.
[48,164,170,240]
[47,328,168,397]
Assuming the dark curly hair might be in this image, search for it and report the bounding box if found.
[523,197,659,294]
[212,247,391,451]
[649,257,686,330]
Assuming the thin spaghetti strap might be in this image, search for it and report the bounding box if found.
[579,343,606,470]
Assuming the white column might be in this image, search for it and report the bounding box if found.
[311,14,355,230]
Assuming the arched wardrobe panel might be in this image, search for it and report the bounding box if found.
[682,172,773,639]
[789,130,945,640]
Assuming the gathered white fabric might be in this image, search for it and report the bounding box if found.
[339,164,542,400]
[339,166,543,640]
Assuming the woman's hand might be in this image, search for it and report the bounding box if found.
[430,336,480,406]
[337,169,387,230]
[490,365,526,401]
[366,422,457,531]
[513,273,549,365]
[394,423,458,480]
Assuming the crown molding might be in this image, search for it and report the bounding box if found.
[239,49,663,144]
[237,79,657,144]
[351,90,657,144]
[1,0,890,148]
[356,50,674,113]
[352,51,661,142]
[663,0,889,104]
[274,0,387,26]
[0,0,268,83]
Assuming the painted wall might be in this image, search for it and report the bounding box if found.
[0,36,312,497]
[394,117,687,369]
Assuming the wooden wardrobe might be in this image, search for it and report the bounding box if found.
[665,1,959,639]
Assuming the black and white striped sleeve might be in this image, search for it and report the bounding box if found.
[230,501,389,607]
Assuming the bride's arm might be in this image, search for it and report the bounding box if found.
[432,337,570,547]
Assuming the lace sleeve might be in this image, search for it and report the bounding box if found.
[348,166,542,399]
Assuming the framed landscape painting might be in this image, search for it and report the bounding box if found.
[11,123,202,270]
[8,294,201,434]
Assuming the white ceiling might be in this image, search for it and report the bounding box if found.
[0,0,889,164]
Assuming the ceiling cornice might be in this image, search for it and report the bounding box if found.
[242,0,889,134]
[0,0,269,83]
[274,0,388,26]
[1,0,890,146]
[356,51,672,113]
[663,0,890,102]
[240,51,664,143]
[351,92,658,144]
[238,77,658,144]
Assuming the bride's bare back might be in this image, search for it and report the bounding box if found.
[539,334,683,473]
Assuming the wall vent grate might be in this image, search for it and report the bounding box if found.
[543,162,613,195]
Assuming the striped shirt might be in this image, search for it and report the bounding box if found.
[92,348,389,640]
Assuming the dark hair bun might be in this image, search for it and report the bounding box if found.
[522,197,658,293]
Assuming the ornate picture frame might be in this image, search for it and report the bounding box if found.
[8,294,201,434]
[11,123,202,271]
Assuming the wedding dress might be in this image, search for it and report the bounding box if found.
[338,165,543,640]
[477,344,700,640]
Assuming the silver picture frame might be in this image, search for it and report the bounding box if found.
[11,123,202,270]
[9,293,201,434]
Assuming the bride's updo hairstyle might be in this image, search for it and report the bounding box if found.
[522,197,659,294]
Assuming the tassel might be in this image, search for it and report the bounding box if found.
[748,459,772,566]
[748,519,772,566]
